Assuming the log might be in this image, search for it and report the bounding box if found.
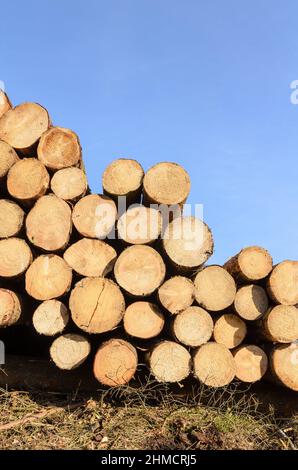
[158,276,194,315]
[51,167,87,202]
[0,140,19,181]
[114,245,166,297]
[148,340,191,383]
[25,254,72,300]
[224,246,273,282]
[50,333,91,370]
[194,265,236,312]
[256,305,298,343]
[213,313,247,349]
[93,338,138,386]
[233,345,268,383]
[162,216,214,274]
[193,342,236,387]
[37,126,82,170]
[123,301,165,339]
[143,162,190,207]
[0,102,50,154]
[7,158,50,203]
[172,306,213,347]
[0,199,24,238]
[0,289,22,327]
[72,194,117,239]
[0,90,12,118]
[63,238,117,277]
[26,194,72,251]
[117,205,162,245]
[69,277,125,334]
[269,343,298,391]
[102,158,144,206]
[32,300,69,336]
[267,260,298,305]
[0,237,32,278]
[234,284,268,321]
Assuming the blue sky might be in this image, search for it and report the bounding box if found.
[1,1,298,264]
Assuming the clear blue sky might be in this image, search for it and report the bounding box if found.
[1,1,298,264]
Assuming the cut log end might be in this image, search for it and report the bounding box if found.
[260,305,298,343]
[234,285,268,321]
[51,167,87,201]
[0,140,19,179]
[33,300,69,336]
[0,238,32,278]
[0,90,12,118]
[124,301,165,339]
[149,341,191,383]
[117,206,162,245]
[50,334,90,370]
[38,126,81,170]
[233,345,268,383]
[0,199,24,238]
[72,194,117,239]
[0,289,22,327]
[268,260,298,305]
[193,342,236,387]
[224,246,273,282]
[7,158,50,203]
[270,343,298,391]
[102,158,144,203]
[158,276,194,315]
[173,306,213,347]
[213,314,247,349]
[194,265,236,312]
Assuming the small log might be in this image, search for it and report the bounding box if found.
[26,194,72,251]
[72,194,117,239]
[50,333,91,370]
[193,342,236,387]
[148,340,191,383]
[32,300,69,336]
[256,305,298,343]
[64,238,117,277]
[213,313,247,349]
[233,345,268,383]
[0,199,24,238]
[25,254,72,300]
[0,90,12,118]
[172,306,213,347]
[0,288,22,327]
[117,205,162,245]
[93,338,138,386]
[224,246,273,282]
[37,126,82,170]
[0,140,19,181]
[158,276,194,315]
[51,167,87,202]
[0,238,32,278]
[267,260,298,305]
[7,158,50,204]
[0,102,50,154]
[123,301,165,339]
[194,265,236,312]
[269,343,298,391]
[114,245,166,297]
[69,277,125,334]
[234,284,268,321]
[102,158,144,206]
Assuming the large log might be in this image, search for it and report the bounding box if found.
[213,313,247,349]
[158,276,194,315]
[51,167,87,202]
[0,90,12,118]
[50,333,91,370]
[32,300,69,336]
[72,194,117,239]
[25,254,72,300]
[7,158,50,203]
[172,306,213,347]
[256,305,298,343]
[234,284,268,321]
[26,194,72,251]
[233,345,268,383]
[194,265,236,312]
[0,288,22,327]
[64,238,117,277]
[0,199,24,238]
[114,245,166,297]
[102,158,144,206]
[267,260,298,305]
[38,127,82,170]
[224,246,273,283]
[148,340,191,383]
[69,277,125,334]
[117,206,162,245]
[162,216,214,274]
[0,102,50,154]
[93,338,138,386]
[0,238,32,278]
[269,343,298,391]
[123,301,165,339]
[193,342,236,387]
[0,140,19,181]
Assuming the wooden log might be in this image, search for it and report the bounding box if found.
[256,305,298,343]
[213,313,247,349]
[0,199,24,238]
[234,284,268,321]
[143,162,190,207]
[158,276,194,315]
[51,167,87,202]
[123,301,165,339]
[148,340,191,383]
[26,194,72,251]
[267,260,298,305]
[0,140,19,181]
[50,333,91,370]
[32,300,69,336]
[223,246,273,283]
[0,90,12,118]
[194,265,236,312]
[93,338,138,386]
[172,306,213,347]
[0,102,50,154]
[0,288,22,327]
[37,126,82,170]
[25,254,72,300]
[7,158,50,204]
[193,342,236,387]
[233,345,268,383]
[72,194,117,239]
[162,216,214,274]
[64,238,117,277]
[269,343,298,391]
[69,277,125,334]
[114,245,166,297]
[102,158,144,206]
[117,205,162,245]
[0,238,32,278]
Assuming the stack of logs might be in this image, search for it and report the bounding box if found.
[0,90,297,392]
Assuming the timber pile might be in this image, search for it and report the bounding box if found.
[0,91,297,393]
